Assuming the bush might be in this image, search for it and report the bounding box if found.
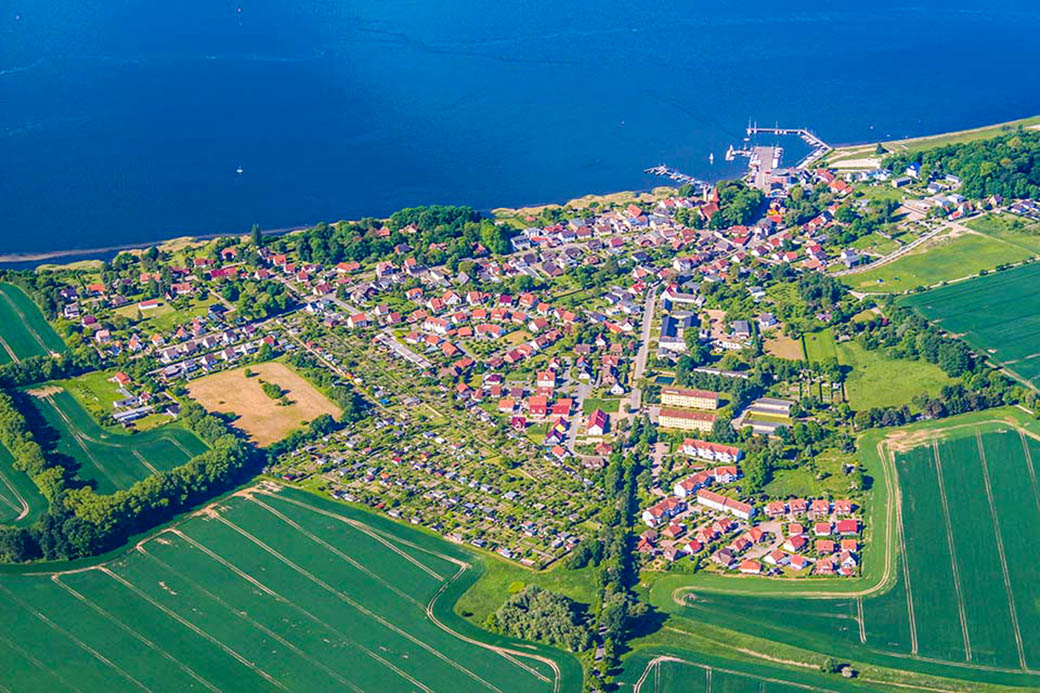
[484,586,592,652]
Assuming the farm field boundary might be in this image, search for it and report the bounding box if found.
[0,484,580,692]
[900,262,1040,389]
[24,388,207,494]
[647,415,1040,689]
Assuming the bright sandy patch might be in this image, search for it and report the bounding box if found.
[187,361,340,446]
[830,157,880,169]
[764,334,803,361]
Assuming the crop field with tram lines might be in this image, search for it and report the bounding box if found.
[618,650,857,692]
[642,422,1040,690]
[0,443,47,526]
[900,262,1040,388]
[0,484,580,693]
[23,387,209,494]
[0,282,66,364]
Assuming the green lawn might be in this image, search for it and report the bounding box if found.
[454,557,599,625]
[849,231,898,256]
[764,451,857,499]
[802,328,837,363]
[0,283,65,364]
[0,486,582,692]
[835,340,953,411]
[582,397,621,415]
[841,231,1034,293]
[59,370,125,412]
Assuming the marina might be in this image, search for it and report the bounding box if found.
[746,124,832,169]
[648,122,832,193]
[643,164,711,193]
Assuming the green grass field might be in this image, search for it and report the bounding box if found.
[881,115,1040,153]
[0,283,65,364]
[26,389,208,495]
[841,232,1033,293]
[966,213,1040,254]
[116,295,220,333]
[0,444,47,527]
[802,328,837,363]
[0,486,580,692]
[582,397,621,415]
[764,450,857,499]
[454,556,599,625]
[642,422,1040,688]
[835,340,953,411]
[900,262,1040,388]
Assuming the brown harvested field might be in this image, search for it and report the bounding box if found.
[764,334,804,361]
[186,362,340,445]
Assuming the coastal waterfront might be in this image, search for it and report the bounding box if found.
[3,1,1040,255]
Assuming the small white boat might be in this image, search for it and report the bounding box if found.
[236,167,244,175]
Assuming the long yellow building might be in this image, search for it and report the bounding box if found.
[660,386,719,410]
[658,407,716,433]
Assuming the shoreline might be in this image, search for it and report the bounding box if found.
[0,226,306,267]
[6,114,1037,271]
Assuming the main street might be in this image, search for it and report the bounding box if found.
[627,284,659,418]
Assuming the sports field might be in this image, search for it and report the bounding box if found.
[0,283,65,364]
[25,388,208,495]
[0,485,578,692]
[0,444,47,526]
[187,362,341,446]
[900,262,1040,388]
[647,423,1040,688]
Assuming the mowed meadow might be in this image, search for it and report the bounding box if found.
[648,424,1040,689]
[901,262,1040,388]
[0,485,580,692]
[24,388,208,495]
[0,283,65,364]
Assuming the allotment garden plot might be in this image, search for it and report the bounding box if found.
[901,263,1040,388]
[0,283,65,364]
[654,425,1040,688]
[25,388,208,494]
[0,485,573,692]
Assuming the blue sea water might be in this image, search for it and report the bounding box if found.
[2,1,1040,256]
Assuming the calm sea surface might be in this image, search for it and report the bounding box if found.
[2,1,1040,255]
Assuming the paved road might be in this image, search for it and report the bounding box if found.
[627,285,659,416]
[566,380,592,453]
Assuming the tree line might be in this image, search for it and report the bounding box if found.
[283,205,514,272]
[884,130,1040,200]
